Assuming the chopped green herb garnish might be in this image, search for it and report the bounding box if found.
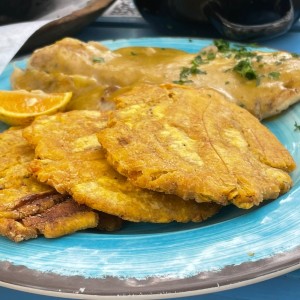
[179,66,206,80]
[206,52,216,60]
[234,48,256,59]
[92,57,105,63]
[192,55,204,65]
[192,67,207,75]
[214,39,230,52]
[294,121,300,131]
[173,79,193,85]
[292,53,300,58]
[233,59,258,80]
[130,51,138,56]
[180,67,191,79]
[223,53,232,58]
[256,55,263,62]
[268,71,280,79]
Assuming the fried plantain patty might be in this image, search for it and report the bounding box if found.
[97,84,295,209]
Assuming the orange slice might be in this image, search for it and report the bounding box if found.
[0,90,72,126]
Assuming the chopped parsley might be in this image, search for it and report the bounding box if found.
[190,65,207,75]
[213,39,256,59]
[256,55,263,62]
[92,57,105,63]
[214,39,230,52]
[173,79,193,85]
[292,52,300,58]
[173,66,207,84]
[180,67,192,80]
[294,121,300,131]
[234,47,256,59]
[268,71,280,79]
[206,52,216,60]
[173,68,193,85]
[223,52,232,58]
[192,55,205,65]
[233,59,258,80]
[174,39,289,87]
[174,54,207,85]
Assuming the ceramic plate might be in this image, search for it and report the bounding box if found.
[1,37,300,299]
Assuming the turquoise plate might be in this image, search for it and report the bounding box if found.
[0,37,300,299]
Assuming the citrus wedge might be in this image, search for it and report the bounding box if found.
[0,90,72,126]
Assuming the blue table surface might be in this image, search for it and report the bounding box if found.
[1,14,300,300]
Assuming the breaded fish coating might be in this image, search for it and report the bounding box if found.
[97,84,296,209]
[0,128,99,242]
[23,111,221,223]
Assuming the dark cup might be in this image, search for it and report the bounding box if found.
[0,0,53,25]
[134,0,300,41]
[0,0,32,24]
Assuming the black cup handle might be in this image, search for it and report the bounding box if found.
[204,0,295,41]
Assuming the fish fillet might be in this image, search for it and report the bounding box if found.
[11,37,300,119]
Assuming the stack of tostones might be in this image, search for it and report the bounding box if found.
[0,82,296,242]
[0,128,99,242]
[23,110,221,224]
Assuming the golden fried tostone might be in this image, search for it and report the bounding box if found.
[98,84,295,209]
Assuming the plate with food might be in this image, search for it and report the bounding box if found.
[0,37,300,299]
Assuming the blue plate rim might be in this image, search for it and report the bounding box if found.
[0,36,300,298]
